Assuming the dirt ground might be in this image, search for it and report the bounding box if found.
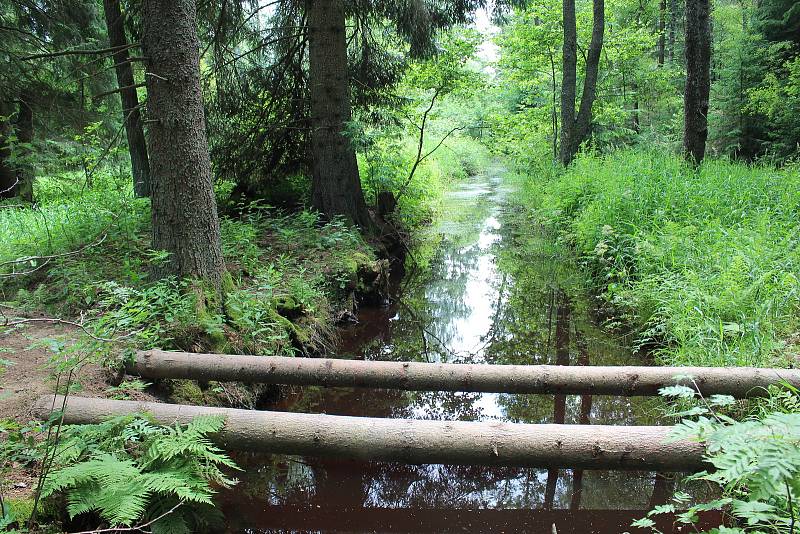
[0,323,113,423]
[0,322,143,501]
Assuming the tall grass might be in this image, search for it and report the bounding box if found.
[523,150,800,367]
[0,171,146,267]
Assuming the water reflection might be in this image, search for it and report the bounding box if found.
[219,167,710,532]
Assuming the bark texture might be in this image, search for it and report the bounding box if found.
[141,0,225,288]
[0,100,16,199]
[131,350,800,398]
[35,395,707,471]
[683,0,712,165]
[306,0,371,228]
[559,0,605,166]
[668,0,677,62]
[103,0,150,197]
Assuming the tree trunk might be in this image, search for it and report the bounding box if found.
[668,0,677,62]
[141,0,225,290]
[559,0,578,166]
[36,395,708,471]
[103,0,150,197]
[15,93,33,202]
[683,0,711,164]
[131,349,800,398]
[658,0,666,66]
[0,100,17,199]
[306,0,371,228]
[560,0,605,166]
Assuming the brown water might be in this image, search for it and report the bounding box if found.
[219,166,718,533]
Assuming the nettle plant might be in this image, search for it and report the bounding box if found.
[634,382,800,534]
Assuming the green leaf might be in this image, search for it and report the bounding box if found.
[631,517,656,528]
[659,385,696,399]
[709,395,736,407]
[647,504,676,516]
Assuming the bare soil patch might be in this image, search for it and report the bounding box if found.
[0,322,113,423]
[0,322,157,500]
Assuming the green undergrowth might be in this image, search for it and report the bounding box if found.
[635,385,800,534]
[517,150,800,367]
[0,172,378,366]
[1,413,239,533]
[359,127,492,232]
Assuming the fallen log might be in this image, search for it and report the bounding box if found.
[130,349,800,398]
[34,395,706,471]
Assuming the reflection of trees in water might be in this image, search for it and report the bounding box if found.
[365,463,541,509]
[222,178,684,521]
[230,451,670,513]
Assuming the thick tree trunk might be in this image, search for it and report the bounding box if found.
[131,350,800,398]
[0,100,16,199]
[141,0,225,290]
[36,395,707,471]
[560,0,605,166]
[15,93,33,202]
[103,0,150,197]
[683,0,711,165]
[306,0,371,228]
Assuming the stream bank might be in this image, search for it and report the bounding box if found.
[216,164,715,532]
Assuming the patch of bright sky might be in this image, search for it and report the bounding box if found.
[253,1,500,73]
[472,5,500,74]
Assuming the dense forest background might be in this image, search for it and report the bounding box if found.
[1,0,798,213]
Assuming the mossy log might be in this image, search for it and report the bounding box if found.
[130,350,800,398]
[34,395,706,471]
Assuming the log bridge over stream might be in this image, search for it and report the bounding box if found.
[35,349,800,472]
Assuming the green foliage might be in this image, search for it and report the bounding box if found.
[747,54,800,160]
[105,379,152,400]
[491,0,675,168]
[42,414,238,533]
[88,278,226,357]
[637,386,800,533]
[1,174,375,363]
[355,28,491,231]
[520,149,800,367]
[491,0,800,165]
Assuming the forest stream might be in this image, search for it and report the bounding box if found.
[216,166,719,533]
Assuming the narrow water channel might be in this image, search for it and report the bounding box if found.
[219,166,716,533]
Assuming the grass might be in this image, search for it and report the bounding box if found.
[518,149,800,367]
[0,168,377,365]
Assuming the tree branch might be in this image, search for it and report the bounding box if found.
[92,82,146,101]
[22,43,140,61]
